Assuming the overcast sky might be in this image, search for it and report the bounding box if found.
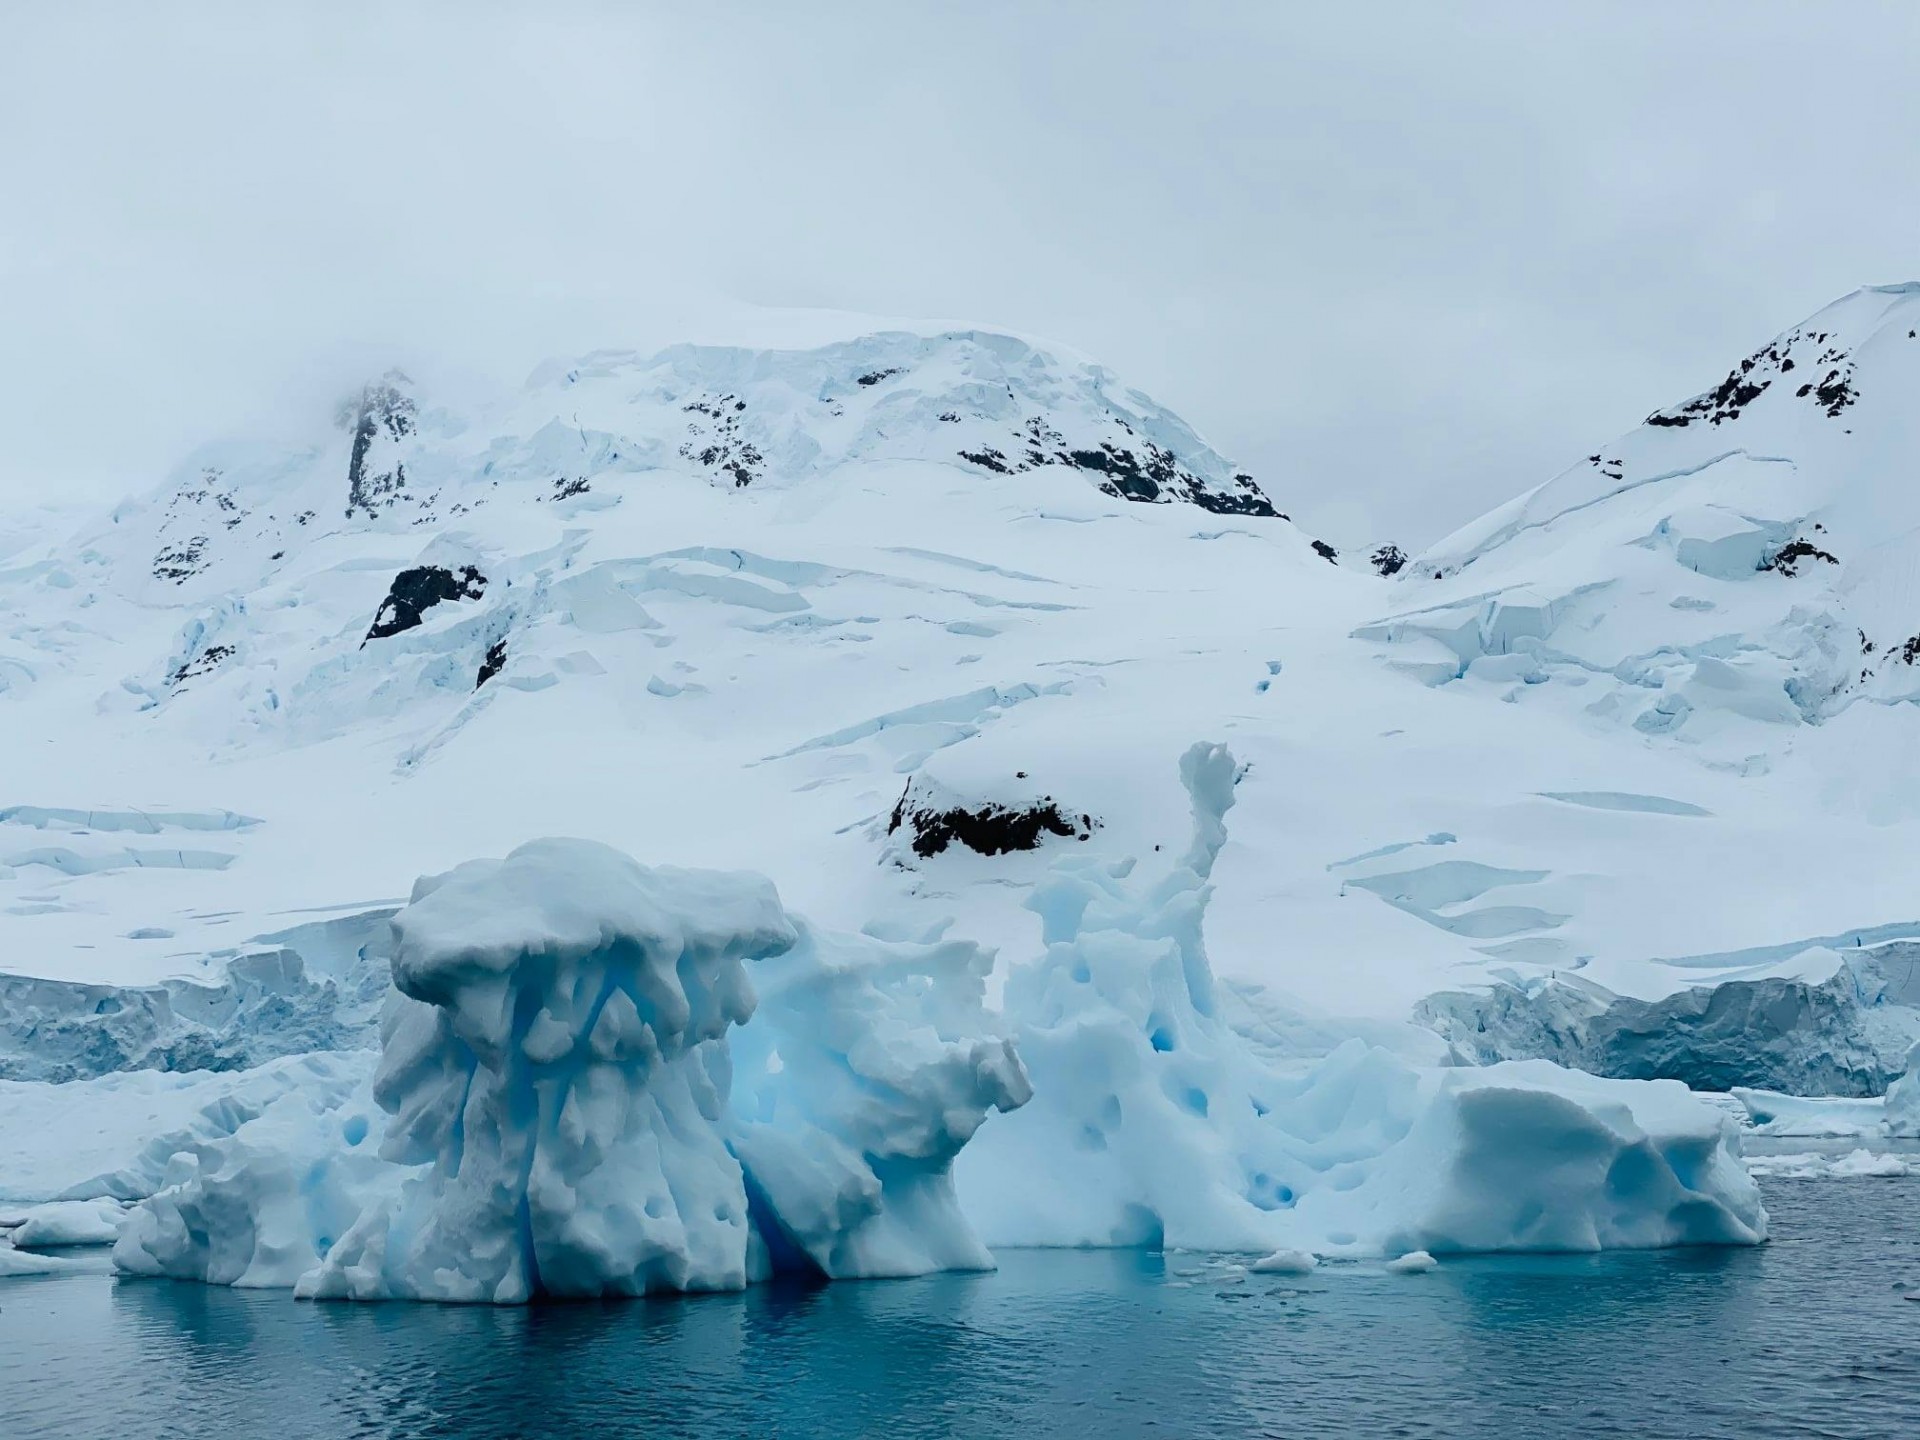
[6,2,1919,549]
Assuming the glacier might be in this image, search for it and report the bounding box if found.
[1416,942,1920,1097]
[10,311,1920,1095]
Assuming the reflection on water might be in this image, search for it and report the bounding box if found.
[3,1182,1916,1439]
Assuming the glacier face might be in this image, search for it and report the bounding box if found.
[0,909,392,1083]
[1888,1041,1920,1136]
[1734,1038,1920,1140]
[1416,944,1920,1097]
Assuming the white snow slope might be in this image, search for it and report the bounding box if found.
[3,294,1920,1277]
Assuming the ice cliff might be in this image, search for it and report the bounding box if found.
[1416,943,1920,1097]
[0,909,392,1083]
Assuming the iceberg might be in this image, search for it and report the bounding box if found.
[956,743,1768,1256]
[111,749,1769,1304]
[115,839,1028,1300]
[1,1197,130,1249]
[110,1056,389,1290]
[1888,1039,1920,1138]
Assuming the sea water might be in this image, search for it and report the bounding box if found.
[3,1178,1916,1439]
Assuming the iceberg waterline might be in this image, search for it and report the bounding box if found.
[94,746,1764,1302]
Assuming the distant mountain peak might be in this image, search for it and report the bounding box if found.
[88,328,1304,607]
[1361,283,1920,747]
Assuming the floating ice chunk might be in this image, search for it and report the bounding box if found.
[0,1247,78,1277]
[1,1197,129,1248]
[1386,1250,1437,1273]
[1744,1149,1912,1179]
[114,1067,392,1289]
[1733,1089,1888,1138]
[1818,1149,1910,1178]
[1250,1248,1317,1274]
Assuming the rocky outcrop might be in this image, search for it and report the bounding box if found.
[888,776,1095,859]
[1369,544,1407,577]
[364,565,487,643]
[476,637,507,689]
[344,372,419,519]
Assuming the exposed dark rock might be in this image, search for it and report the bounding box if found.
[364,564,487,643]
[958,447,1016,474]
[1311,540,1338,563]
[855,368,903,387]
[888,785,1096,859]
[1812,369,1857,418]
[679,394,764,487]
[1066,443,1167,502]
[551,476,590,500]
[1760,538,1839,576]
[345,373,418,519]
[955,415,1277,516]
[169,644,235,686]
[1646,327,1857,428]
[1370,544,1408,577]
[476,638,507,689]
[151,536,209,584]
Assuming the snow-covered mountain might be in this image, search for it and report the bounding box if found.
[5,298,1920,1112]
[1364,283,1920,749]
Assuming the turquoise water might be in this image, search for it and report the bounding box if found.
[3,1178,1917,1439]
